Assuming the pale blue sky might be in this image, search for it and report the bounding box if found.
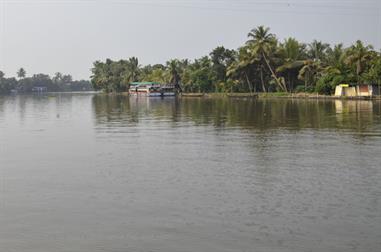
[0,0,380,80]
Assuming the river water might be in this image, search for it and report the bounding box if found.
[0,94,380,252]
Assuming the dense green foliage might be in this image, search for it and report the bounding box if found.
[0,69,92,94]
[91,26,381,94]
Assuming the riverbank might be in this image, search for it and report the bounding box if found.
[181,92,381,100]
[84,91,381,100]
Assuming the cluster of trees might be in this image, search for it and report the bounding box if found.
[91,26,381,94]
[0,68,92,94]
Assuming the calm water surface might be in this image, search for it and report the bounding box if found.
[0,94,380,252]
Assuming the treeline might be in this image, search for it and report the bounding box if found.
[0,68,93,94]
[91,26,381,94]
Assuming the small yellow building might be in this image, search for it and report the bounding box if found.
[335,84,374,97]
[335,84,356,97]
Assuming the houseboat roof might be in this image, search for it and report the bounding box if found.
[130,82,161,86]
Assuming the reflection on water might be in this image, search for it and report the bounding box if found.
[0,93,381,252]
[92,95,381,132]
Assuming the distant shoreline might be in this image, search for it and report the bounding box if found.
[2,91,380,100]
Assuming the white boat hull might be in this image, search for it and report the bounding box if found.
[130,92,176,97]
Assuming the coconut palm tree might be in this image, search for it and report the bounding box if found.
[127,57,140,82]
[364,56,381,94]
[322,44,352,83]
[345,40,374,82]
[227,46,258,93]
[326,44,345,68]
[91,60,113,91]
[298,60,323,90]
[17,68,26,79]
[246,26,287,92]
[276,38,307,90]
[167,59,182,91]
[308,40,330,62]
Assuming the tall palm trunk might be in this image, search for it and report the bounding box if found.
[244,72,253,93]
[356,60,361,84]
[288,72,291,92]
[304,77,307,92]
[260,67,266,93]
[262,52,287,92]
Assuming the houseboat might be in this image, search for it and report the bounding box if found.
[129,82,176,97]
[31,86,48,93]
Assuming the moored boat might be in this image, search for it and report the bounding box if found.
[129,82,176,97]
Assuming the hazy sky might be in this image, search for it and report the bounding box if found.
[0,0,380,80]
